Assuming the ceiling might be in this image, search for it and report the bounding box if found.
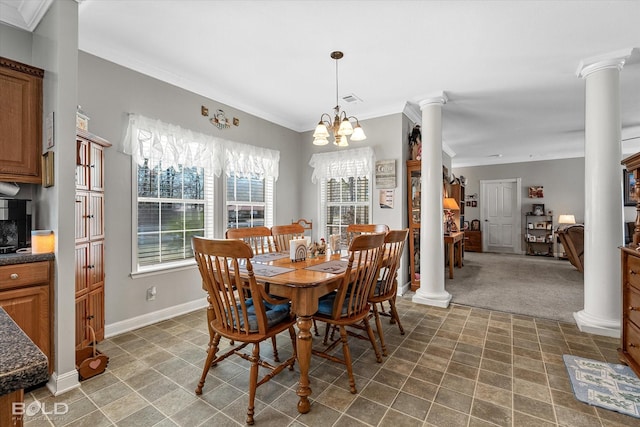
[3,1,640,167]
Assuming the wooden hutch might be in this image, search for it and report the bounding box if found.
[619,152,640,377]
[407,160,464,291]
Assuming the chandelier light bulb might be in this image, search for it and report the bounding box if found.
[338,118,354,136]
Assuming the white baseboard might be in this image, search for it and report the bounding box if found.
[46,370,80,396]
[104,298,208,338]
[398,280,411,296]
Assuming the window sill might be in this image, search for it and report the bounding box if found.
[130,260,197,279]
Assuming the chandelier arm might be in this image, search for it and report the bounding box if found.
[319,113,333,127]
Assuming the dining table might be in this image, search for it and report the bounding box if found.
[235,250,348,414]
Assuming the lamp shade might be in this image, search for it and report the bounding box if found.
[313,123,329,138]
[313,136,329,146]
[558,214,576,225]
[350,125,366,141]
[338,118,354,136]
[443,198,460,211]
[32,230,54,254]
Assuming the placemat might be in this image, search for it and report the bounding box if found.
[305,260,349,274]
[564,354,640,418]
[240,264,294,278]
[252,252,290,263]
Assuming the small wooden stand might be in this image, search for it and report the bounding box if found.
[75,325,108,380]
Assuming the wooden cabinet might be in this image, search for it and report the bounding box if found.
[620,152,640,376]
[0,260,53,373]
[75,130,110,349]
[407,160,421,291]
[0,57,44,183]
[464,230,482,252]
[620,247,640,376]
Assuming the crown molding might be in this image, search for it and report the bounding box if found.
[0,0,54,31]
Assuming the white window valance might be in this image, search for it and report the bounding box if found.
[225,142,280,180]
[122,114,280,180]
[309,147,375,183]
[122,114,223,176]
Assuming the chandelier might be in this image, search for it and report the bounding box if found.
[312,51,367,147]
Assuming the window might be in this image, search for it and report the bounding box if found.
[123,114,279,274]
[137,160,210,267]
[309,147,375,244]
[224,143,279,231]
[226,173,274,229]
[324,176,370,244]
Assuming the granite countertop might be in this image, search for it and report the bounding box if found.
[0,307,48,395]
[0,252,55,266]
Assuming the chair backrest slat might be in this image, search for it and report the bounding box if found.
[375,229,409,298]
[332,233,386,319]
[226,226,276,255]
[271,224,305,251]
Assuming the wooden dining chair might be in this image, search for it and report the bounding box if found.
[192,237,297,425]
[224,226,280,356]
[271,223,305,252]
[346,223,389,245]
[369,229,409,356]
[293,218,313,236]
[312,233,385,394]
[226,226,276,254]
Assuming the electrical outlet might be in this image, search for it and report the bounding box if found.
[146,286,156,301]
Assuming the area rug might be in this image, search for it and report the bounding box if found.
[563,354,640,418]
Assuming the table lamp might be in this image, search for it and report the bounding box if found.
[557,214,576,230]
[32,230,55,254]
[443,198,460,234]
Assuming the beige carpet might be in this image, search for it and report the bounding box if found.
[444,251,584,323]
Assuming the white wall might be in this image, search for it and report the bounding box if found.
[454,157,590,250]
[77,52,303,328]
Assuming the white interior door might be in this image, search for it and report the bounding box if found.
[480,178,521,253]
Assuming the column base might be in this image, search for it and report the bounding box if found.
[573,309,621,338]
[412,290,451,308]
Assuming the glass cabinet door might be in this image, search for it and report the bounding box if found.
[410,170,421,225]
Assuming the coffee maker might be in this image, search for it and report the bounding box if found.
[0,199,32,253]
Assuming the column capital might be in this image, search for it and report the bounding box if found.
[576,48,638,79]
[419,91,448,109]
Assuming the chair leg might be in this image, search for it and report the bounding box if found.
[363,315,382,363]
[323,321,332,345]
[195,333,221,395]
[246,342,260,425]
[389,298,405,335]
[371,305,388,357]
[339,326,357,394]
[288,326,297,370]
[271,336,280,362]
[313,319,320,336]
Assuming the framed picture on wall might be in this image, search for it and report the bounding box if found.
[532,204,545,216]
[624,169,637,206]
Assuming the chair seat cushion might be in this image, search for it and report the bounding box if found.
[316,291,349,317]
[235,299,291,332]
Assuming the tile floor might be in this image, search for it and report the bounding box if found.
[23,297,640,427]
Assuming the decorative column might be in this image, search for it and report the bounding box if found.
[413,92,451,308]
[574,49,634,337]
